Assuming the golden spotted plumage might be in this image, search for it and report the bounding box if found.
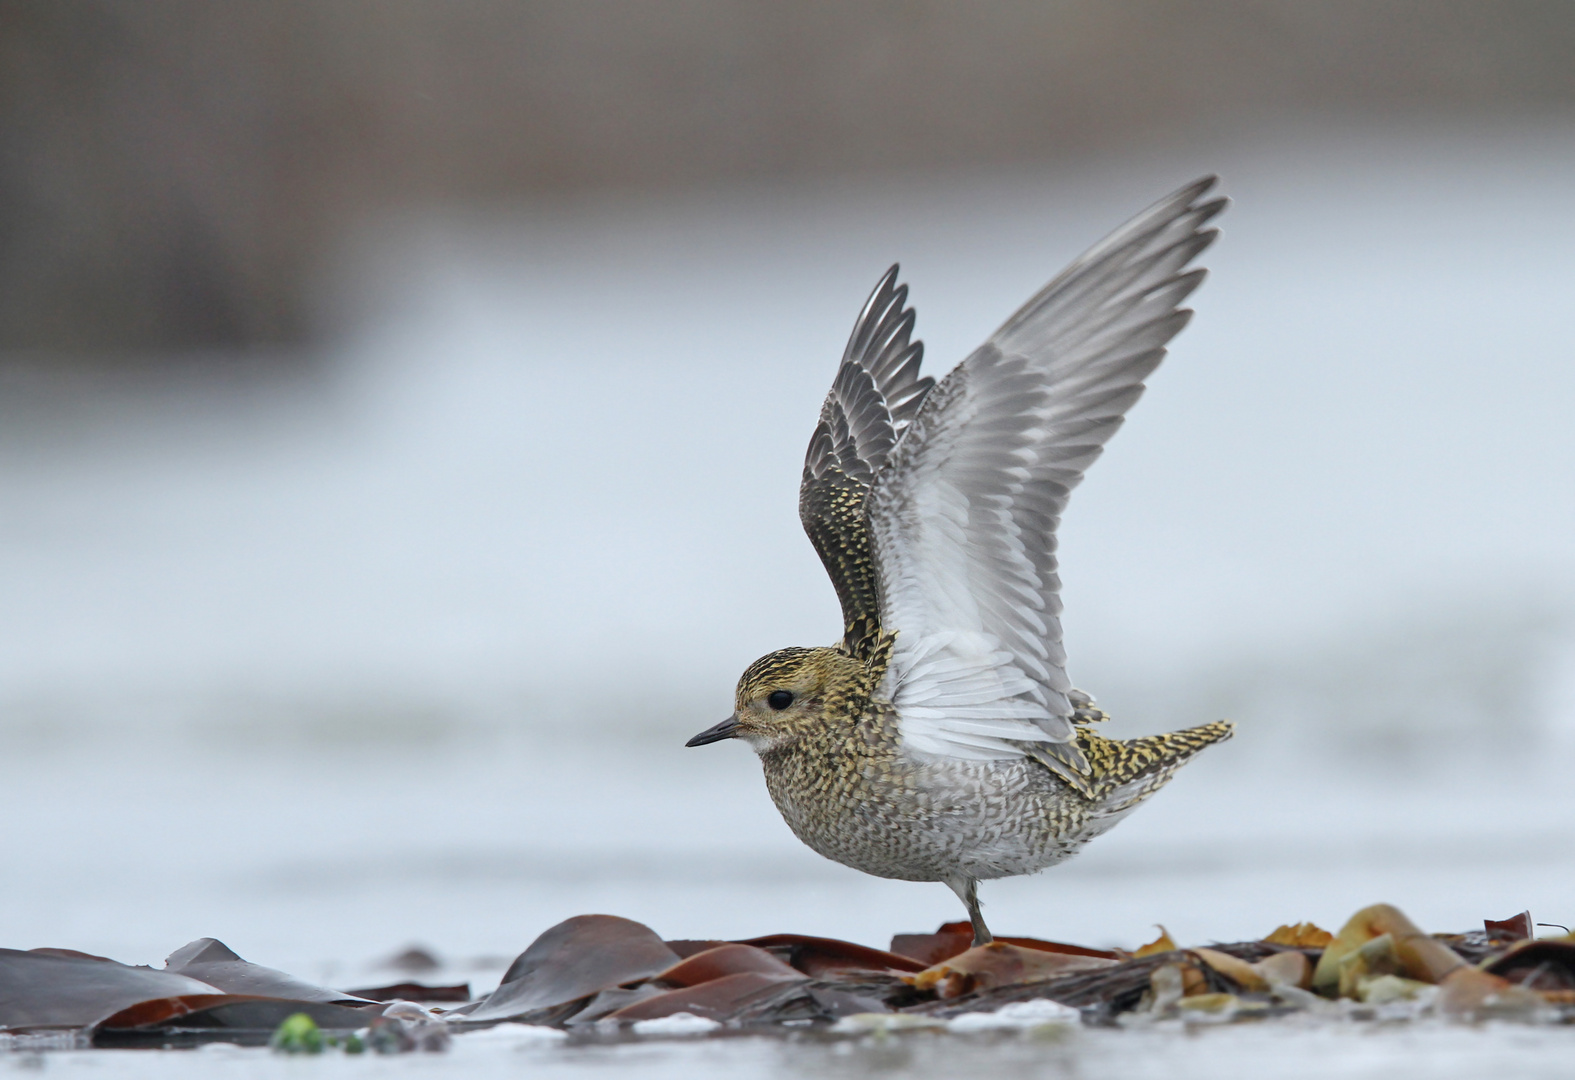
[689,179,1234,944]
[729,645,1231,917]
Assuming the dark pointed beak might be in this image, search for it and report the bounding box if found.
[686,714,740,747]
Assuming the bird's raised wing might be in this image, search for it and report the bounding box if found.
[868,178,1226,780]
[800,266,934,653]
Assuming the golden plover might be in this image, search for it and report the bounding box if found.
[688,178,1234,945]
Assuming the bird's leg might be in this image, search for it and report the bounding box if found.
[964,880,993,946]
[946,877,993,946]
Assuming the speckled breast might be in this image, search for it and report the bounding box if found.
[759,740,1099,884]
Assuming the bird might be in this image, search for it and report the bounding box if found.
[686,177,1235,947]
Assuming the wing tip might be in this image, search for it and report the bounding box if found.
[1144,176,1229,244]
[844,264,908,363]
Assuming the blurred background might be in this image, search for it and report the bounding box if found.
[3,1,1575,989]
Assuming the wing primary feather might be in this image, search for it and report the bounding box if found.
[842,266,903,364]
[868,177,1226,776]
[799,264,936,650]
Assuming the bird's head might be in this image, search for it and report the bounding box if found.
[686,646,858,754]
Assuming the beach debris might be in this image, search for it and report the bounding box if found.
[602,971,808,1022]
[890,921,1122,966]
[905,943,1116,999]
[735,934,926,977]
[1357,974,1435,1005]
[164,938,375,1005]
[1133,927,1179,958]
[1483,937,1575,997]
[1435,966,1552,1022]
[587,944,811,1023]
[269,1013,325,1054]
[2,901,1573,1049]
[1264,922,1334,948]
[1252,950,1312,990]
[364,1002,450,1052]
[1484,912,1534,943]
[1310,904,1467,994]
[1191,947,1269,992]
[347,981,471,1003]
[0,948,222,1032]
[656,943,805,985]
[460,915,680,1023]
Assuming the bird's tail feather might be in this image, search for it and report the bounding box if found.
[1081,719,1233,811]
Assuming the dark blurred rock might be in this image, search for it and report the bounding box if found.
[380,946,444,975]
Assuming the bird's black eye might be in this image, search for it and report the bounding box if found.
[767,690,794,711]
